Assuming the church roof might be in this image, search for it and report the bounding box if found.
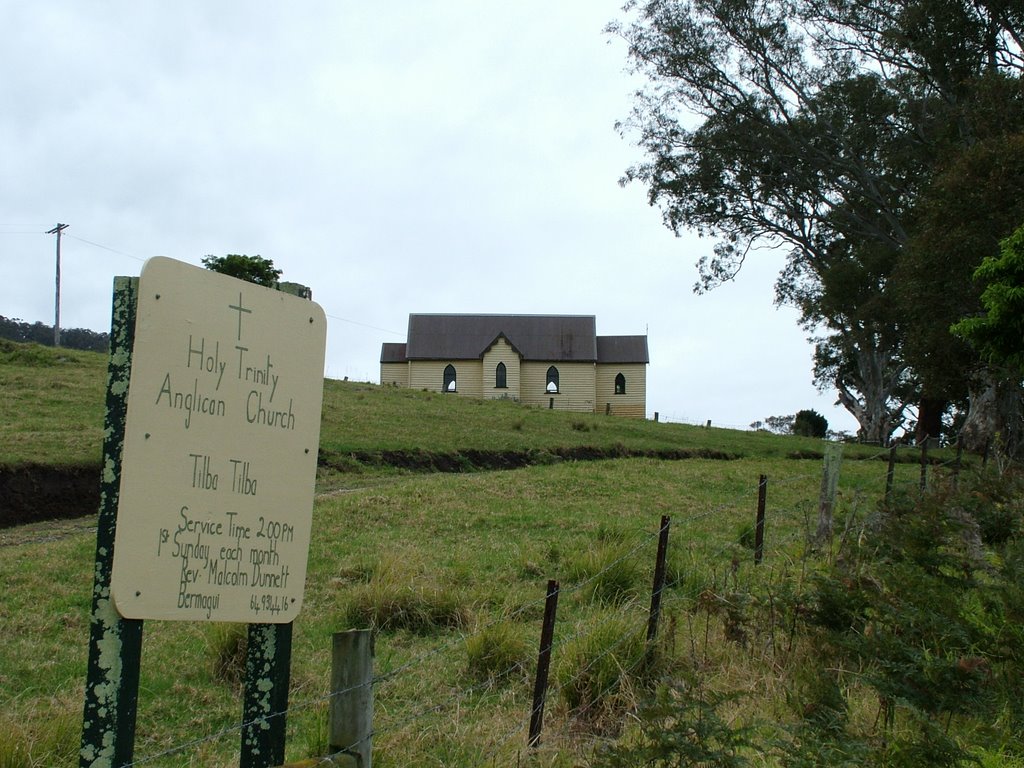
[405,314,598,362]
[379,342,407,363]
[596,335,649,364]
[382,314,649,365]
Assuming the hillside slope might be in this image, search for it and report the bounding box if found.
[0,339,895,526]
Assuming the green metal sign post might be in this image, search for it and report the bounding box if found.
[241,623,294,767]
[80,276,145,768]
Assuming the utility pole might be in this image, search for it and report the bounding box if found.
[47,223,69,346]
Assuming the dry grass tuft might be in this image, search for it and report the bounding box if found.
[207,622,248,686]
[0,698,79,768]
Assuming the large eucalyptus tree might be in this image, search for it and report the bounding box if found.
[611,0,1024,445]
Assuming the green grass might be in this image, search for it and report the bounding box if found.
[0,455,931,766]
[0,341,107,466]
[0,339,981,766]
[317,378,884,462]
[1,340,922,474]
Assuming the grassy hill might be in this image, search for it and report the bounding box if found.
[0,341,107,466]
[4,339,1017,768]
[0,337,871,527]
[2,338,915,528]
[0,338,888,473]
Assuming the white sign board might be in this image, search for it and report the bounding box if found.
[111,257,326,623]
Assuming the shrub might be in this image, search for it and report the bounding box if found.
[694,587,754,646]
[802,479,1024,763]
[793,409,828,438]
[589,680,758,767]
[972,498,1022,544]
[954,472,1024,545]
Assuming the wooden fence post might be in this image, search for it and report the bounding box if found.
[885,444,897,505]
[919,436,930,492]
[529,580,560,749]
[80,276,144,768]
[646,516,671,644]
[329,630,374,768]
[953,437,964,491]
[241,622,294,768]
[754,475,767,565]
[816,444,842,545]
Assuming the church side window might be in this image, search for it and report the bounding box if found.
[615,372,626,395]
[546,366,559,393]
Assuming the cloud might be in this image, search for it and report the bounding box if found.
[0,1,860,434]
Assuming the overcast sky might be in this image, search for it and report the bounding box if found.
[1,2,859,434]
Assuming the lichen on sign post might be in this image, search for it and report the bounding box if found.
[109,257,326,623]
[81,275,144,768]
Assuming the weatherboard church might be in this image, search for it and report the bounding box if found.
[380,314,649,418]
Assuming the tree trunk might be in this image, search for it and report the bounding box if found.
[960,370,1024,456]
[836,384,889,444]
[833,340,909,445]
[916,396,946,446]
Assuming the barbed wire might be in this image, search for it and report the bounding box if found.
[5,447,1011,765]
[352,468,823,765]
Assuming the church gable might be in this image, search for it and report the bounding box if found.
[482,336,521,399]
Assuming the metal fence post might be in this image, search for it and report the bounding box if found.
[754,475,767,565]
[647,516,672,643]
[528,580,560,749]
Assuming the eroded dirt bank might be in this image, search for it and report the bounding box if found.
[1,463,100,527]
[2,446,743,528]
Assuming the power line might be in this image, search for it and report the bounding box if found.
[61,234,402,334]
[325,313,403,336]
[66,233,146,262]
[27,229,403,338]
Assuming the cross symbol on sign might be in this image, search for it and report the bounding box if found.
[228,293,252,341]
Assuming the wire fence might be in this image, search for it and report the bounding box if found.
[2,442,994,766]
